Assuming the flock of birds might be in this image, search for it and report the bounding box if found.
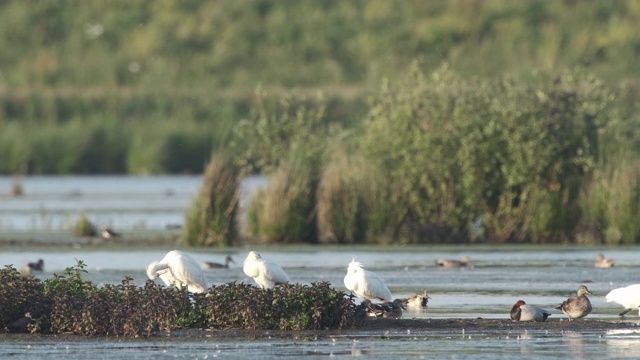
[20,251,640,322]
[141,250,640,321]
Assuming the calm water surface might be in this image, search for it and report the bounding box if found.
[1,176,640,359]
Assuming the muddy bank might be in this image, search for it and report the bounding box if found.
[168,318,640,340]
[2,318,638,342]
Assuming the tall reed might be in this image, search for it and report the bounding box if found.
[182,153,242,247]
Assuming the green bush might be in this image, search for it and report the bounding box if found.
[200,282,358,331]
[1,261,360,335]
[361,64,615,243]
[73,213,97,237]
[0,266,43,332]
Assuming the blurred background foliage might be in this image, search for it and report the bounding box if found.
[1,0,640,244]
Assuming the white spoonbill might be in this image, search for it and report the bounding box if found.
[146,250,207,293]
[242,251,290,289]
[344,259,392,301]
[606,284,640,317]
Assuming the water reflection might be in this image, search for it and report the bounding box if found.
[607,329,640,358]
[562,331,587,359]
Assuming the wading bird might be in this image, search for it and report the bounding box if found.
[510,300,551,322]
[344,259,392,301]
[435,255,471,268]
[594,253,615,268]
[146,250,207,293]
[606,284,640,317]
[556,285,592,320]
[203,255,235,269]
[242,251,290,289]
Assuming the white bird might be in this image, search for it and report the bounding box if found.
[344,259,392,301]
[242,251,290,289]
[606,284,640,317]
[146,250,207,293]
[510,300,551,322]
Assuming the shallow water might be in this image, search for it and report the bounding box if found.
[3,247,639,320]
[2,328,640,359]
[3,248,640,359]
[2,176,640,358]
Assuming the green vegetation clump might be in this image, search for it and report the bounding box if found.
[182,153,242,247]
[0,262,360,335]
[73,212,97,237]
[200,282,358,331]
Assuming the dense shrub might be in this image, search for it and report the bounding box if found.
[0,266,44,332]
[361,64,616,243]
[200,282,358,331]
[1,262,359,335]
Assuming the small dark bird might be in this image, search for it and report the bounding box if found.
[27,259,44,271]
[361,299,406,319]
[202,255,235,269]
[10,312,35,332]
[21,259,44,275]
[100,225,121,240]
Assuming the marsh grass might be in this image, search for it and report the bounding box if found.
[1,262,359,336]
[10,175,23,196]
[182,154,242,247]
[580,158,640,245]
[316,149,370,244]
[247,160,318,244]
